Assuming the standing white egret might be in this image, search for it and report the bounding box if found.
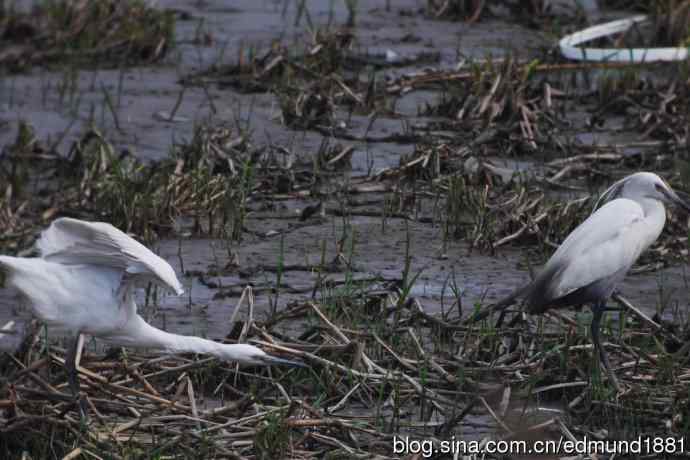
[467,172,690,391]
[0,217,301,416]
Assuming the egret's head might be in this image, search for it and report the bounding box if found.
[594,172,690,213]
[219,343,305,367]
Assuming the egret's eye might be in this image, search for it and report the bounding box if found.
[654,183,663,192]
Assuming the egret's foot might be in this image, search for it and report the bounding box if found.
[504,310,527,328]
[591,301,622,394]
[594,339,622,393]
[601,363,622,393]
[613,381,628,398]
[103,346,126,361]
[75,395,89,422]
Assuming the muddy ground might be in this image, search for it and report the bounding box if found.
[0,0,687,347]
[1,0,686,344]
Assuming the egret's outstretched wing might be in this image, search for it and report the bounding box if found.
[528,199,654,309]
[37,218,184,295]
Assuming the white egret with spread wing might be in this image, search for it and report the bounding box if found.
[0,218,301,416]
[467,172,690,391]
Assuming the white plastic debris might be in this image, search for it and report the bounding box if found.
[385,49,400,64]
[559,15,689,62]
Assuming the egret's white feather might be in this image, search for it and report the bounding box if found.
[37,217,184,295]
[547,201,649,300]
[0,218,300,370]
[524,172,676,312]
[0,255,127,333]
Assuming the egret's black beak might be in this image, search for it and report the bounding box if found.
[258,355,307,368]
[664,188,690,213]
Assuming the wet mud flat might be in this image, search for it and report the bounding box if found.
[1,0,690,458]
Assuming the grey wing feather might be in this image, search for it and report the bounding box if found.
[37,218,184,295]
[524,261,567,313]
[526,199,646,312]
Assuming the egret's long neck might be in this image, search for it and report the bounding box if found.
[105,315,227,358]
[639,197,666,244]
[639,197,666,219]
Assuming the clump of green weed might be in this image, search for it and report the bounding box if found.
[254,411,291,460]
[426,0,552,24]
[0,121,262,245]
[1,120,36,195]
[67,124,258,241]
[0,0,174,71]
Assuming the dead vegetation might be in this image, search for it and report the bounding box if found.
[0,0,174,71]
[186,27,438,130]
[598,1,690,46]
[0,121,291,248]
[1,278,689,458]
[427,0,690,42]
[425,0,581,27]
[406,57,690,158]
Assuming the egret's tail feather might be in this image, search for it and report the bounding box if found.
[0,255,40,277]
[463,283,531,324]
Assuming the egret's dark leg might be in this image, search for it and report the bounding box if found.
[591,302,622,392]
[65,334,88,419]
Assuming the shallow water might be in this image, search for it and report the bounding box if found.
[1,0,686,336]
[2,214,686,352]
[1,3,688,446]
